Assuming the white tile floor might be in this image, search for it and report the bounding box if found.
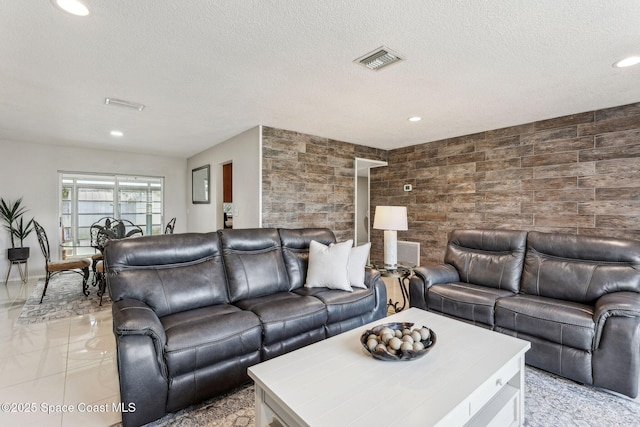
[0,277,120,427]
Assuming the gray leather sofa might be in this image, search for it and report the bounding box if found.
[409,229,640,398]
[105,228,387,427]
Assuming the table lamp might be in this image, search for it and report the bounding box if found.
[373,206,408,270]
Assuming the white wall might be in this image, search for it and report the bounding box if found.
[187,126,261,232]
[0,139,187,281]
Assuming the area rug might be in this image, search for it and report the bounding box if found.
[16,274,112,324]
[130,367,640,426]
[145,384,255,427]
[525,367,640,426]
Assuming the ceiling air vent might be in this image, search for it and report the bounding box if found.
[354,46,405,71]
[105,98,145,111]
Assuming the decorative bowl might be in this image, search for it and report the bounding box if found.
[360,322,436,361]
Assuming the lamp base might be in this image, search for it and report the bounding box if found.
[383,229,398,270]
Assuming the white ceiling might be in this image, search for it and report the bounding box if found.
[1,1,639,158]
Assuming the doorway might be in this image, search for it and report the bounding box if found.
[222,162,233,229]
[354,158,387,246]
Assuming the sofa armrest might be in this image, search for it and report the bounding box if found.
[364,267,382,289]
[365,267,388,319]
[413,263,460,286]
[113,299,167,344]
[112,299,169,426]
[593,292,640,349]
[409,263,460,310]
[112,299,167,378]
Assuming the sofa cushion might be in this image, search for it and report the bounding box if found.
[106,232,229,317]
[521,231,640,304]
[495,294,595,351]
[348,243,371,289]
[279,228,336,290]
[235,292,328,345]
[444,229,527,293]
[294,286,375,323]
[428,282,514,326]
[305,240,353,291]
[219,228,291,302]
[161,305,261,379]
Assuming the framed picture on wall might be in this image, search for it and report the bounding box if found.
[192,165,210,204]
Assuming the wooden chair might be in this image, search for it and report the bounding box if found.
[33,220,91,303]
[164,217,176,234]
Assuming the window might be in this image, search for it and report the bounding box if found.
[60,172,164,257]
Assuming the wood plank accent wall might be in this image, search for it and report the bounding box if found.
[370,102,640,264]
[262,126,386,241]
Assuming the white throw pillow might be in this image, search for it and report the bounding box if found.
[348,242,371,289]
[305,239,353,291]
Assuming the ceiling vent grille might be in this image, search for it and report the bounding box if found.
[354,46,405,71]
[105,98,145,111]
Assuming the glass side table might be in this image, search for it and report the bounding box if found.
[371,264,414,313]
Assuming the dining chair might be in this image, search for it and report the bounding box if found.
[164,217,176,234]
[95,219,143,305]
[108,219,143,239]
[33,220,91,303]
[89,217,117,286]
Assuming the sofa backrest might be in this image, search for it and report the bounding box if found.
[219,228,290,302]
[445,229,528,292]
[105,232,228,317]
[522,231,640,303]
[278,228,336,290]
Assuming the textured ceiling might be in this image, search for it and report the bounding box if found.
[1,1,639,158]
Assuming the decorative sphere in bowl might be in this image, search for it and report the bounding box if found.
[360,322,436,361]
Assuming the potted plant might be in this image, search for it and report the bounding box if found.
[0,197,34,261]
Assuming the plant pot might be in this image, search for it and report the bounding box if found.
[8,247,29,261]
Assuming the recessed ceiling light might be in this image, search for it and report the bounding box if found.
[51,0,90,16]
[110,130,124,137]
[613,56,640,68]
[408,116,422,122]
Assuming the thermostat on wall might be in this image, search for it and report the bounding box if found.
[404,184,412,192]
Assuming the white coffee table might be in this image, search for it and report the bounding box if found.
[248,308,530,427]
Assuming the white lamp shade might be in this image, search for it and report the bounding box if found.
[373,206,408,231]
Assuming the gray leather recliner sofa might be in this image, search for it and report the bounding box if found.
[409,229,640,398]
[105,228,387,427]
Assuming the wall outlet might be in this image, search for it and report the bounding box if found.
[404,184,412,192]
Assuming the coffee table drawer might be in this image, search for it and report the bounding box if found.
[468,355,522,416]
[468,384,519,427]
